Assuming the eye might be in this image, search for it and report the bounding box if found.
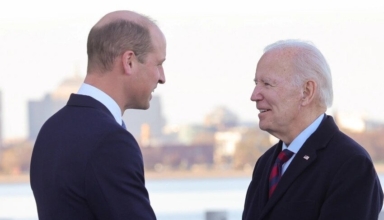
[260,80,272,86]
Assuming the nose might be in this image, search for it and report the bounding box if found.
[158,66,165,84]
[250,85,262,102]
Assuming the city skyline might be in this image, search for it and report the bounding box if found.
[21,73,255,142]
[4,73,381,142]
[1,0,384,139]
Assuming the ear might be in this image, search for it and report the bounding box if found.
[301,80,316,106]
[122,50,135,75]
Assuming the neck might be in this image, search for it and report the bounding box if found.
[84,74,125,115]
[277,109,325,145]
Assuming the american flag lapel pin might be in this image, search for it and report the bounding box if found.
[303,155,310,160]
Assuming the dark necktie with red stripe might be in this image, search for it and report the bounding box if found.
[269,149,294,198]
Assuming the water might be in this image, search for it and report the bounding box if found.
[0,176,251,220]
[1,175,384,220]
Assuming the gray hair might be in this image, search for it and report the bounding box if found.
[264,39,333,108]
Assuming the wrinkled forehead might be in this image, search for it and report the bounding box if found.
[256,49,296,79]
[261,46,299,65]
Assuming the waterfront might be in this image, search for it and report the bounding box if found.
[0,175,250,220]
[1,171,384,220]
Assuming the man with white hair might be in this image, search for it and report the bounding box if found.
[242,39,383,219]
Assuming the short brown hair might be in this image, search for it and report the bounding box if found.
[87,19,153,72]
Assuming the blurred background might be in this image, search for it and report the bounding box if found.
[1,0,384,219]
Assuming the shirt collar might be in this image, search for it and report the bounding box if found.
[77,83,123,125]
[282,114,325,153]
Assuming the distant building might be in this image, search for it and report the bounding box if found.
[333,111,366,133]
[28,74,82,141]
[215,131,241,160]
[365,119,384,131]
[141,143,214,171]
[123,96,166,146]
[161,123,217,146]
[204,106,238,130]
[214,127,246,168]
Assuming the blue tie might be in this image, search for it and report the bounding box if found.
[122,120,126,129]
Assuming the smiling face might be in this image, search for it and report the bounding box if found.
[250,49,304,141]
[129,28,166,110]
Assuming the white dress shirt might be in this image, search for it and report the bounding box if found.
[281,114,325,175]
[77,83,124,126]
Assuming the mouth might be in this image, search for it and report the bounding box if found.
[258,109,271,114]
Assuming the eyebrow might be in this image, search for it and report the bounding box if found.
[254,77,272,82]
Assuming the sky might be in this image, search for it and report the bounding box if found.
[1,0,384,139]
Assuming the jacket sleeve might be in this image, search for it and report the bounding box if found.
[319,154,383,220]
[242,158,261,219]
[85,129,156,220]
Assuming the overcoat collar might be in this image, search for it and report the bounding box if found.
[260,115,339,218]
[67,93,114,120]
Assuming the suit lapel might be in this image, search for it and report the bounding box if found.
[265,144,318,207]
[260,144,282,207]
[259,115,339,219]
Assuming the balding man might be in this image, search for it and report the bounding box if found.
[30,10,166,220]
[242,39,383,220]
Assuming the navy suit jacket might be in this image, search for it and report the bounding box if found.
[30,94,156,220]
[242,115,383,220]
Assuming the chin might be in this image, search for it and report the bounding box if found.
[258,122,269,131]
[259,125,267,131]
[142,102,150,110]
[132,103,150,110]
